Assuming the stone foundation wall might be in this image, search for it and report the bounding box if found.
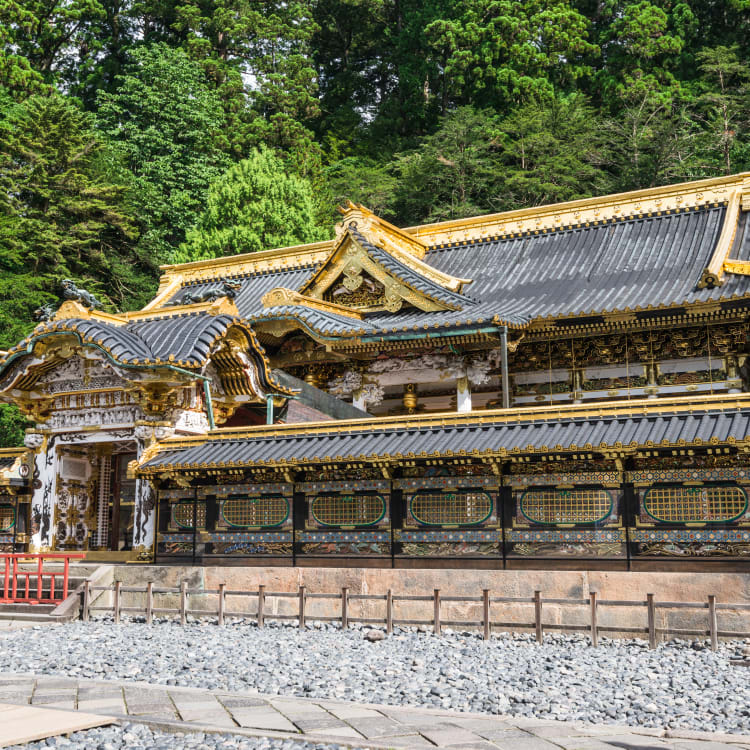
[111,565,750,640]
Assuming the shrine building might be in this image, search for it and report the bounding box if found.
[2,173,750,570]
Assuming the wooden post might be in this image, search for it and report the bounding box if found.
[298,585,306,629]
[590,591,598,648]
[257,585,265,628]
[218,583,225,627]
[82,579,90,622]
[433,589,441,636]
[113,580,121,624]
[534,590,543,644]
[483,589,490,641]
[145,581,153,625]
[708,594,718,652]
[386,589,393,635]
[180,580,187,626]
[341,587,348,629]
[647,593,656,649]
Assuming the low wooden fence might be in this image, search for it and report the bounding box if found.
[82,581,750,651]
[2,553,86,604]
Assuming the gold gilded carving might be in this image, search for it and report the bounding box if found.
[52,300,92,321]
[262,287,364,320]
[698,188,741,288]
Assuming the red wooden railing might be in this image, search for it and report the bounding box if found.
[1,553,86,605]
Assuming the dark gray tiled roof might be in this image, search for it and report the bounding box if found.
[6,314,242,366]
[425,204,749,320]
[160,205,750,338]
[140,404,750,470]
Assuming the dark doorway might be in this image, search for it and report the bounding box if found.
[110,452,137,551]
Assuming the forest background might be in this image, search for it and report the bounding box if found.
[1,0,750,443]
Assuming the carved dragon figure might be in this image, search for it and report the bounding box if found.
[62,279,103,309]
[177,279,242,305]
[33,304,56,322]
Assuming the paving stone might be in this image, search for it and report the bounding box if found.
[324,705,383,720]
[217,696,268,709]
[370,733,436,747]
[477,729,539,742]
[307,726,366,739]
[77,698,127,713]
[673,743,747,750]
[585,735,672,749]
[531,725,606,739]
[228,708,298,732]
[293,717,351,732]
[420,723,488,746]
[0,692,31,704]
[125,702,176,717]
[491,737,569,750]
[343,715,415,739]
[552,739,636,750]
[31,693,76,704]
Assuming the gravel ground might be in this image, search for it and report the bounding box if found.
[2,618,749,734]
[8,723,373,750]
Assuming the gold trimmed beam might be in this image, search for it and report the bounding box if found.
[698,188,742,288]
[261,288,364,320]
[142,392,750,450]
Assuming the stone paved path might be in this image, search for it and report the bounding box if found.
[1,673,749,750]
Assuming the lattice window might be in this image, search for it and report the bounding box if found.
[644,485,747,523]
[171,500,206,530]
[95,455,111,548]
[410,491,493,526]
[311,494,385,527]
[221,496,289,528]
[520,489,613,524]
[0,504,15,532]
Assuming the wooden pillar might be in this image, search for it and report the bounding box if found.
[113,581,121,625]
[709,594,718,652]
[534,590,543,644]
[298,585,306,629]
[483,589,490,641]
[456,376,472,413]
[590,591,598,648]
[257,584,265,628]
[82,580,91,622]
[647,593,656,649]
[218,583,225,627]
[180,580,187,626]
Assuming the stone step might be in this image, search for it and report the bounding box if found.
[0,603,56,615]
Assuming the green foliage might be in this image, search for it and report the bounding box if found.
[425,1,597,109]
[0,94,154,348]
[0,405,29,448]
[391,98,610,225]
[176,146,328,262]
[96,43,232,263]
[3,0,750,358]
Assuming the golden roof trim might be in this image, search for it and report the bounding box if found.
[723,260,750,276]
[261,287,363,320]
[144,172,750,293]
[146,393,750,448]
[338,201,430,259]
[409,172,749,246]
[698,187,743,288]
